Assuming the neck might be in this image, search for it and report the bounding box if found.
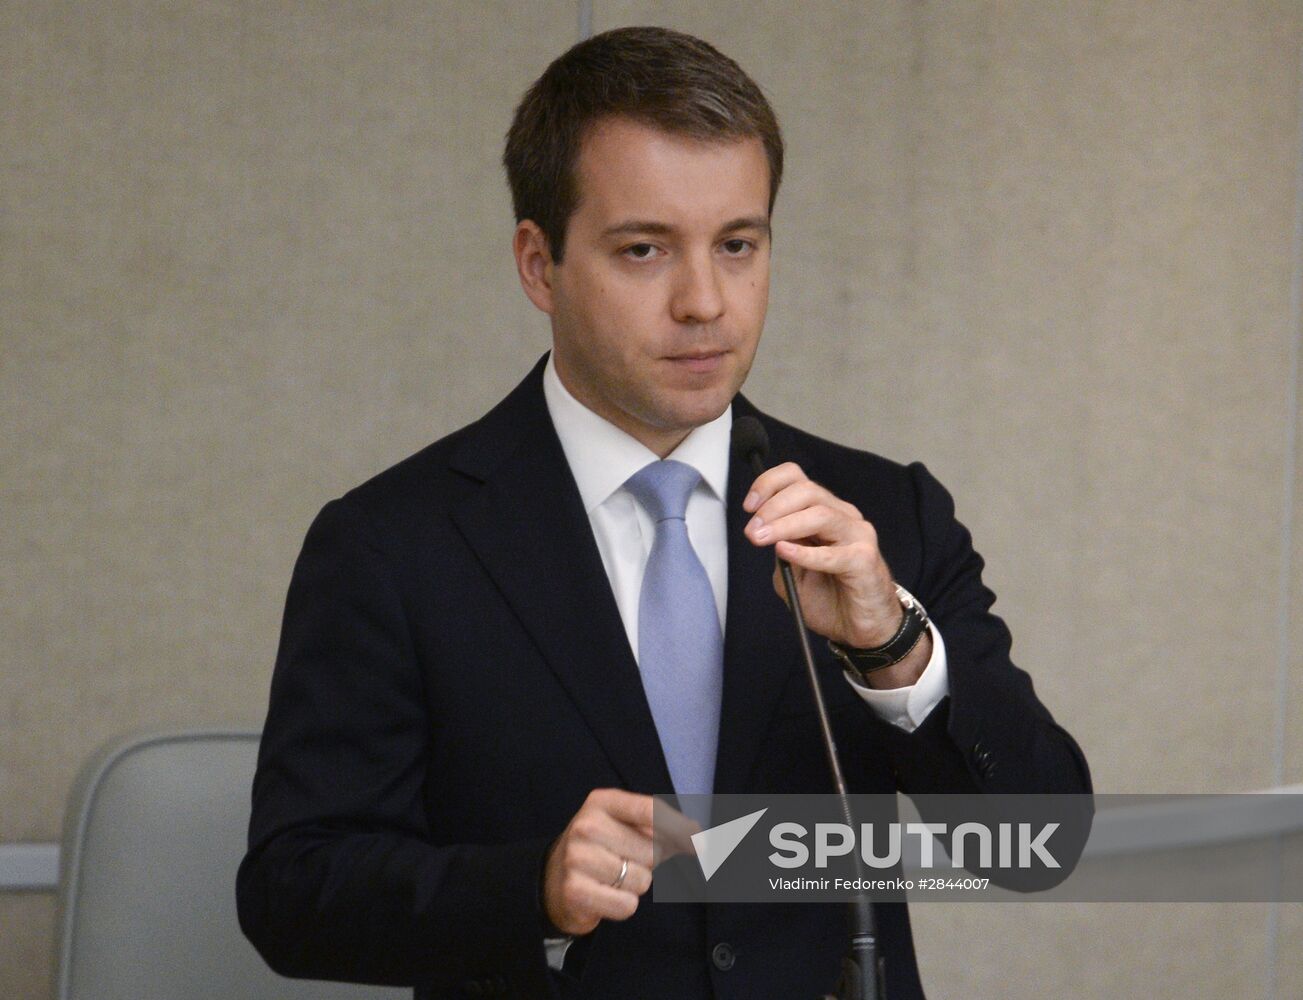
[646,430,692,460]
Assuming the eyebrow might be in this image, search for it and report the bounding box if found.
[600,216,772,240]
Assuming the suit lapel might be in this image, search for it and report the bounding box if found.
[713,399,806,795]
[448,362,675,795]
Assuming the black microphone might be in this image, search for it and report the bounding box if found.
[731,416,851,792]
[730,415,885,1000]
[730,415,771,478]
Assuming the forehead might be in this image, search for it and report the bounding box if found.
[571,118,770,228]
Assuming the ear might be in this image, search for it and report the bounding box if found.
[513,220,556,315]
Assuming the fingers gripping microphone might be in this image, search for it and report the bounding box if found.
[730,416,885,1000]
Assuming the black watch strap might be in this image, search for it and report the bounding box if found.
[827,585,930,682]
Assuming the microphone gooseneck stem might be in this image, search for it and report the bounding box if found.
[742,446,884,1000]
[771,538,849,798]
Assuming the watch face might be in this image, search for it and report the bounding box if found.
[895,586,928,626]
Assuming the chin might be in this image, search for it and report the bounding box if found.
[664,395,733,431]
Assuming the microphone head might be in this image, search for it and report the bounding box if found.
[731,415,770,464]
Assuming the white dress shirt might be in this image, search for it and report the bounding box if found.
[541,354,949,733]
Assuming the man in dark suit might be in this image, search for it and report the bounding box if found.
[237,26,1089,999]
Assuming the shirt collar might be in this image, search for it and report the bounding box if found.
[542,353,732,513]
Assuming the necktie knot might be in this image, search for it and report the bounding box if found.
[623,460,702,523]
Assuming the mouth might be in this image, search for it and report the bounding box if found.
[664,350,728,374]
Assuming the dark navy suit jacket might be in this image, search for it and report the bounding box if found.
[237,357,1090,999]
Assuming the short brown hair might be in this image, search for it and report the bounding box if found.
[503,26,784,263]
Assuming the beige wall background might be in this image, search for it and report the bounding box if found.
[3,1,1301,997]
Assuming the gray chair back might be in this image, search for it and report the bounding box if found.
[54,729,408,1000]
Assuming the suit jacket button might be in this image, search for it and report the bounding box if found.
[972,742,997,777]
[711,942,736,971]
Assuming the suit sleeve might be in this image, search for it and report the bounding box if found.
[865,463,1092,798]
[236,496,555,995]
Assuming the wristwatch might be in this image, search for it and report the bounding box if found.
[827,584,930,684]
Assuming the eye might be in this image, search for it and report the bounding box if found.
[622,242,659,260]
[722,238,753,256]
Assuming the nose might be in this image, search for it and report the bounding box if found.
[670,252,725,325]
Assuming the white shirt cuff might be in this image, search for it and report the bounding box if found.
[844,622,949,732]
[545,936,574,971]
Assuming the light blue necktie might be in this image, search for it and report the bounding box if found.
[624,460,724,816]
